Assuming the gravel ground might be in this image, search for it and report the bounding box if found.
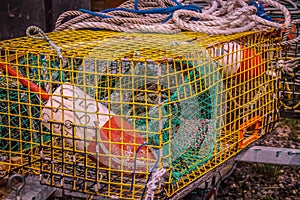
[218,119,300,200]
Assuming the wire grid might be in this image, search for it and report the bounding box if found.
[0,53,55,175]
[0,30,281,199]
[267,2,300,118]
[280,25,300,118]
[264,0,300,20]
[166,32,281,196]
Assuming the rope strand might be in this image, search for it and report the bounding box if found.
[54,0,291,35]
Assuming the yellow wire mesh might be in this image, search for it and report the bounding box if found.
[0,30,281,199]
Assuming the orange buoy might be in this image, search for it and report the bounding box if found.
[237,45,265,81]
[210,42,265,82]
[42,83,157,173]
[88,114,157,173]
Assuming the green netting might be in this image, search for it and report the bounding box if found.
[0,54,60,153]
[94,57,223,182]
[0,85,41,151]
[168,61,221,181]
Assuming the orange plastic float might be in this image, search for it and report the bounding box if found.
[210,42,265,82]
[237,45,265,81]
[88,115,157,173]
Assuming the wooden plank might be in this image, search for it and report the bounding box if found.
[91,0,127,11]
[105,0,127,9]
[235,146,300,166]
[0,0,46,40]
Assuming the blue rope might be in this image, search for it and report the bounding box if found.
[140,148,160,200]
[78,8,112,18]
[129,142,160,196]
[134,0,139,10]
[248,0,272,21]
[102,4,201,15]
[79,1,202,24]
[130,142,148,192]
[163,13,174,23]
[172,0,182,6]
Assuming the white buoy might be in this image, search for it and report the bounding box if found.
[42,83,157,172]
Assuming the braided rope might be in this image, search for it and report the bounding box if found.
[54,0,294,35]
[250,0,291,28]
[172,7,258,34]
[55,10,85,29]
[145,168,166,200]
[26,26,63,59]
[102,16,163,25]
[69,21,133,32]
[55,13,98,31]
[281,19,300,46]
[203,0,218,14]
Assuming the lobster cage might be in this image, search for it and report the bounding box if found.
[267,2,300,118]
[0,30,281,199]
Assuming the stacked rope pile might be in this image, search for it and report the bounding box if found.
[54,0,292,35]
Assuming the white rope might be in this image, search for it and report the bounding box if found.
[54,0,293,35]
[26,26,63,59]
[145,168,166,200]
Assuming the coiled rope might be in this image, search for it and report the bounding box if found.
[54,0,292,35]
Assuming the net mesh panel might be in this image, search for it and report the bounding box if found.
[281,26,300,118]
[0,30,281,199]
[0,54,63,151]
[270,4,300,118]
[73,34,223,183]
[106,60,222,181]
